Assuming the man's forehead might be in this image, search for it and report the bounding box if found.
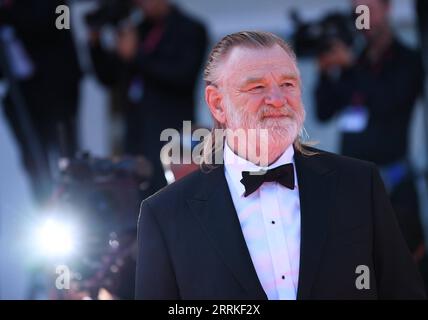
[242,72,299,83]
[226,45,294,66]
[219,45,299,83]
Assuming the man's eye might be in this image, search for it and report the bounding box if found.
[248,86,264,92]
[281,82,295,88]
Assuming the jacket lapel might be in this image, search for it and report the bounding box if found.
[186,148,338,300]
[187,166,267,300]
[294,150,338,300]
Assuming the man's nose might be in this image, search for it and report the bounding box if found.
[265,86,285,108]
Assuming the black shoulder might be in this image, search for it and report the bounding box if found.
[142,168,212,211]
[298,146,376,173]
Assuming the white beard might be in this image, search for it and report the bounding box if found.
[224,97,305,159]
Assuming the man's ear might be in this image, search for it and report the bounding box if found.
[205,85,226,125]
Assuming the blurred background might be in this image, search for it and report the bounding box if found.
[0,0,427,299]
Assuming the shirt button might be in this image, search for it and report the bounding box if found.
[271,221,275,224]
[282,275,285,280]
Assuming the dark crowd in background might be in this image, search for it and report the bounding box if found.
[0,0,427,299]
[314,0,427,284]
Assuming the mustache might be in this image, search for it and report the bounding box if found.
[225,101,305,130]
[259,105,297,120]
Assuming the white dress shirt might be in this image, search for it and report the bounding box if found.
[224,143,301,300]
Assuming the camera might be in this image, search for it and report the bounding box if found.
[290,10,358,58]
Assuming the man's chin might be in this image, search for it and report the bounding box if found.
[266,125,299,146]
[265,122,298,136]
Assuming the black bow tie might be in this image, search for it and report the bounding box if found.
[240,163,295,197]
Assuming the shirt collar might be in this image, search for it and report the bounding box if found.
[224,142,297,197]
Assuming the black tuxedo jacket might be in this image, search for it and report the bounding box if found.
[135,148,426,299]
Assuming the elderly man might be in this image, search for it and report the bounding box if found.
[135,31,425,299]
